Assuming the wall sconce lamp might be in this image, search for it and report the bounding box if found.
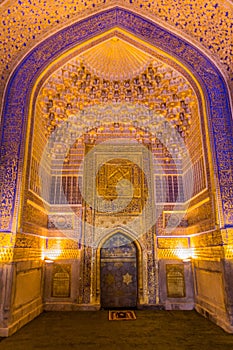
[44,257,54,264]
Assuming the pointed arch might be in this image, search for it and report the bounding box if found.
[0,7,232,233]
[95,226,144,307]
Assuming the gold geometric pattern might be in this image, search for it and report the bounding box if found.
[96,158,147,215]
[81,37,153,80]
[38,57,196,140]
[123,273,133,286]
[105,273,115,286]
[0,0,232,101]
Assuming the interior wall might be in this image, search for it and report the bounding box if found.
[0,7,232,336]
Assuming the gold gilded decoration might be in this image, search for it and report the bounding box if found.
[190,230,223,248]
[39,57,196,140]
[163,212,188,229]
[42,249,80,260]
[158,237,189,249]
[0,2,232,292]
[158,245,223,260]
[15,233,43,249]
[0,9,232,328]
[96,158,148,214]
[224,230,233,258]
[0,248,14,263]
[0,233,16,247]
[114,262,123,268]
[46,238,79,250]
[105,273,115,286]
[81,37,153,80]
[42,237,80,260]
[166,264,186,298]
[187,200,214,231]
[23,202,48,228]
[0,0,232,98]
[52,264,71,298]
[123,272,132,286]
[1,7,232,235]
[9,233,44,261]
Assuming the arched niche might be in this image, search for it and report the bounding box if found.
[0,7,232,234]
[95,227,145,307]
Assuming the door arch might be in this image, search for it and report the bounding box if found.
[100,232,138,308]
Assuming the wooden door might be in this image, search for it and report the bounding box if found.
[100,233,137,308]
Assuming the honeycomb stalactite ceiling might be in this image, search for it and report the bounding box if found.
[38,50,197,142]
[0,0,232,99]
[80,37,153,80]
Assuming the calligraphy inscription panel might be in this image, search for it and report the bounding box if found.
[166,264,186,298]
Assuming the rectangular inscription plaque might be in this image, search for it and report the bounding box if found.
[166,264,186,298]
[52,264,71,298]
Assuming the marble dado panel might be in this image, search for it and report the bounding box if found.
[13,268,42,308]
[166,264,186,298]
[194,262,226,309]
[159,259,194,310]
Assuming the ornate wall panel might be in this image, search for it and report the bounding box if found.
[166,264,186,298]
[52,264,71,298]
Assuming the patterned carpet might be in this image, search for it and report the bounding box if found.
[109,310,136,321]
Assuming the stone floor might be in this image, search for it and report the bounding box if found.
[1,310,233,350]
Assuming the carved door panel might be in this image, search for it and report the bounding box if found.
[100,233,137,308]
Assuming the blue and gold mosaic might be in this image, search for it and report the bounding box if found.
[0,7,232,232]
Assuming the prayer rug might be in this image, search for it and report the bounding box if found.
[109,310,136,321]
